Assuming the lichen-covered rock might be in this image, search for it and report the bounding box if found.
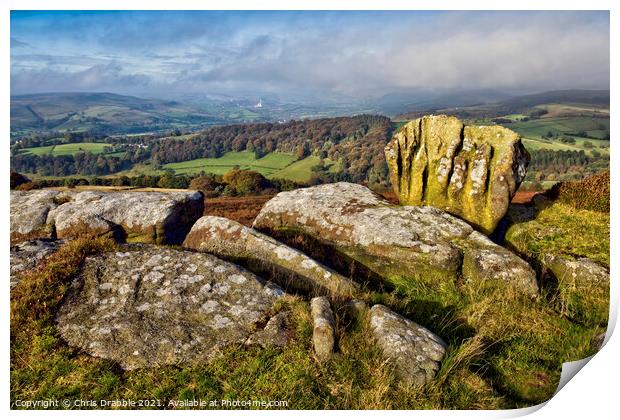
[245,311,292,348]
[10,239,64,288]
[385,115,530,234]
[46,190,203,244]
[56,245,289,370]
[543,254,609,325]
[310,297,336,360]
[369,304,446,386]
[183,216,359,297]
[10,190,67,243]
[253,183,537,294]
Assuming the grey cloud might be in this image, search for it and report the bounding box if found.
[10,11,609,99]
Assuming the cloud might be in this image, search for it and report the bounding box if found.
[10,37,32,48]
[11,62,151,94]
[10,11,610,100]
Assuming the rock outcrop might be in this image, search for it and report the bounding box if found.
[10,239,64,288]
[385,115,530,234]
[10,190,66,243]
[27,189,203,244]
[183,216,359,297]
[310,297,336,360]
[369,305,446,386]
[11,189,203,245]
[253,183,537,294]
[56,245,289,370]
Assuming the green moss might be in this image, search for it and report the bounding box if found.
[506,200,609,268]
[505,199,609,327]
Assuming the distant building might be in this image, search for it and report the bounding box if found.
[254,98,263,108]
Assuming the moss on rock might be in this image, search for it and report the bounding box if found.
[385,115,529,234]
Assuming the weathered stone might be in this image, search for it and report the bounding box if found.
[344,298,369,321]
[310,296,336,360]
[10,239,64,288]
[369,304,446,386]
[384,115,530,234]
[246,311,292,348]
[56,245,289,370]
[183,216,359,297]
[253,183,537,294]
[10,190,66,243]
[46,190,203,244]
[543,254,609,325]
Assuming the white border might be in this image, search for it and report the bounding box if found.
[2,1,617,419]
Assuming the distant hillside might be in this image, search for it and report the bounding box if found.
[497,89,609,109]
[395,89,610,120]
[10,92,223,135]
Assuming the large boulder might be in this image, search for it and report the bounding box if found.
[10,190,66,243]
[384,115,529,234]
[253,183,537,294]
[46,190,203,244]
[183,216,360,298]
[56,245,290,370]
[369,304,446,386]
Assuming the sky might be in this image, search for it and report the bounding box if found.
[10,10,610,101]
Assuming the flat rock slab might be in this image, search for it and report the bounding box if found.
[46,190,203,244]
[10,239,64,288]
[385,115,529,234]
[56,245,289,370]
[253,182,537,294]
[183,216,359,297]
[369,304,446,386]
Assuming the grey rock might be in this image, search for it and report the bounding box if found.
[10,190,66,243]
[246,311,292,348]
[46,190,203,244]
[184,216,359,297]
[10,239,64,288]
[369,304,446,386]
[56,245,289,370]
[310,296,336,360]
[543,254,610,325]
[253,182,537,294]
[344,298,369,321]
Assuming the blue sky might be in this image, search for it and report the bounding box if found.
[10,10,610,100]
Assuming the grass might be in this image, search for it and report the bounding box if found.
[21,142,110,157]
[505,195,609,327]
[506,200,609,268]
[163,151,298,177]
[271,156,340,183]
[10,229,606,409]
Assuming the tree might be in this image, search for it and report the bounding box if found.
[189,174,223,196]
[223,169,270,195]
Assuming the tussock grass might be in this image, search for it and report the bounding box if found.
[505,195,609,327]
[11,235,605,410]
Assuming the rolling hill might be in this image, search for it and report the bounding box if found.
[10,92,224,135]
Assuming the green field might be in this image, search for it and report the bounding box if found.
[501,116,610,156]
[163,151,299,177]
[270,156,340,183]
[21,142,110,157]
